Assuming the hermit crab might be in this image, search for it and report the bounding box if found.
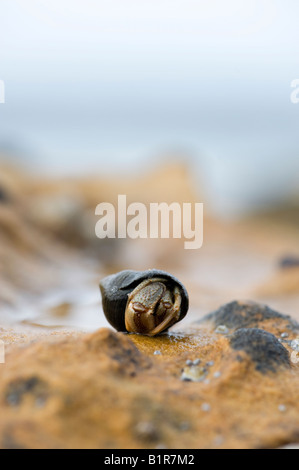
[99,269,189,336]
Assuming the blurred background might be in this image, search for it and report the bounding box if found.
[1,0,299,331]
[1,0,299,215]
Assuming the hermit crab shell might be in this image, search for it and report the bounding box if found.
[99,269,189,334]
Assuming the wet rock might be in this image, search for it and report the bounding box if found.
[290,338,299,352]
[199,300,299,333]
[0,316,299,449]
[0,186,10,204]
[84,328,152,375]
[1,161,299,448]
[5,376,48,407]
[279,255,299,269]
[229,328,291,373]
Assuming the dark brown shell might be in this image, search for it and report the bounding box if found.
[99,269,189,333]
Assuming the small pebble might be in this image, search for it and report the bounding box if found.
[6,393,19,407]
[179,421,190,431]
[201,403,211,412]
[0,187,9,203]
[185,359,193,366]
[153,350,162,355]
[290,351,299,364]
[206,361,214,367]
[135,421,159,441]
[290,339,299,352]
[155,443,167,449]
[180,366,208,383]
[35,396,47,408]
[281,332,289,338]
[213,371,221,378]
[213,435,224,446]
[215,325,229,335]
[278,404,287,413]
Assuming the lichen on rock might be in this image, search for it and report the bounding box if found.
[229,327,291,373]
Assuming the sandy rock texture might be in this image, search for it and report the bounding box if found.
[0,301,299,449]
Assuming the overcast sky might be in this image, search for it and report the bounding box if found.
[1,0,299,214]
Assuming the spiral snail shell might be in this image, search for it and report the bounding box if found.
[99,269,189,336]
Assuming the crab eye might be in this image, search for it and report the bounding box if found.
[163,302,172,309]
[132,302,147,313]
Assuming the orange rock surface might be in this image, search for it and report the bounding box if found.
[0,300,298,449]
